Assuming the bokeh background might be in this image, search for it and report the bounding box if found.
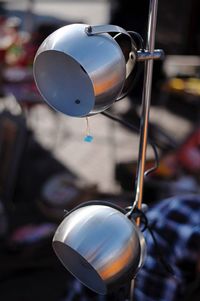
[0,1,199,300]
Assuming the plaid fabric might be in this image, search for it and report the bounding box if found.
[61,194,200,301]
[134,194,200,301]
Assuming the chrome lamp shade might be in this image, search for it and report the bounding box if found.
[52,204,146,295]
[33,23,136,117]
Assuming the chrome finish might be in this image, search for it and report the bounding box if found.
[85,24,137,89]
[85,24,133,37]
[128,0,159,216]
[129,2,159,299]
[53,204,146,295]
[137,49,164,61]
[33,23,128,117]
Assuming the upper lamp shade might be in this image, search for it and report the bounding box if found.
[52,204,146,295]
[33,23,134,117]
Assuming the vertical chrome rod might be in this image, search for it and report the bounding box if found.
[129,0,159,216]
[129,1,159,300]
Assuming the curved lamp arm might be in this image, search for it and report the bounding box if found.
[85,24,164,62]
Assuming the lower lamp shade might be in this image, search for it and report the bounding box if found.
[52,204,146,295]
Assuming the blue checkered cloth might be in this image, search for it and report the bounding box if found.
[134,194,200,301]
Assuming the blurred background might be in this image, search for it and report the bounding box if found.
[0,0,199,300]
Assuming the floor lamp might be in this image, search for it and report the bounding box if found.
[33,0,162,298]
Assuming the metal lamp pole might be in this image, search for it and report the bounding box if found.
[130,0,159,299]
[129,0,159,218]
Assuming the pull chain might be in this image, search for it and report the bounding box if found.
[84,117,93,142]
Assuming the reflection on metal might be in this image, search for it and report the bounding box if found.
[128,0,159,218]
[33,23,137,117]
[137,49,164,61]
[53,204,146,295]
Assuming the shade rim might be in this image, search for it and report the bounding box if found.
[52,240,107,295]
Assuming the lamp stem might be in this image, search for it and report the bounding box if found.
[129,3,159,300]
[128,0,159,220]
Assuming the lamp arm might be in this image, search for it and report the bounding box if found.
[85,24,131,37]
[85,24,164,62]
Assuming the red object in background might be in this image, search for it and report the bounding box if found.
[148,127,200,180]
[0,17,13,61]
[177,127,200,173]
[0,17,22,61]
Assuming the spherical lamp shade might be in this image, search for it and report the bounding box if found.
[33,23,128,117]
[52,204,146,295]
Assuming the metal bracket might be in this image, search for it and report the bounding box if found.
[85,25,164,62]
[137,49,165,61]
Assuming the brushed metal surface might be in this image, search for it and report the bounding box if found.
[33,23,126,117]
[53,204,146,294]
